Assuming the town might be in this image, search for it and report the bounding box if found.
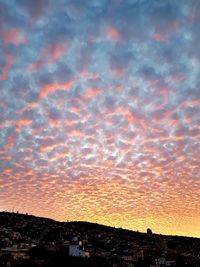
[0,212,200,267]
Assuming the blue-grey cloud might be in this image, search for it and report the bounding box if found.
[0,0,200,238]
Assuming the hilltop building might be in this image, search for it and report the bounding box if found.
[69,236,90,258]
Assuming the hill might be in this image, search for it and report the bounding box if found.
[0,212,200,267]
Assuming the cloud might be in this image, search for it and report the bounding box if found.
[21,0,50,20]
[0,54,13,81]
[105,25,120,42]
[1,28,26,45]
[39,80,74,99]
[0,0,200,238]
[28,43,68,71]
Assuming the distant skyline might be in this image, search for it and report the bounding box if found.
[0,0,200,238]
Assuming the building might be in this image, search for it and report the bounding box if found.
[69,236,90,257]
[154,257,176,267]
[0,247,29,260]
[132,248,144,261]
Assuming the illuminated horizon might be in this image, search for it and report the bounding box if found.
[0,0,200,238]
[1,210,199,239]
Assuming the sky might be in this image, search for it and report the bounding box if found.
[0,0,200,238]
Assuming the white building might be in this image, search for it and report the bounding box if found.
[69,244,85,257]
[69,237,90,258]
[155,257,176,267]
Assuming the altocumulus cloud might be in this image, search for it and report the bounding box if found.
[0,0,200,237]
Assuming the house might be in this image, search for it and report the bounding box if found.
[69,236,90,257]
[0,247,29,260]
[155,257,176,267]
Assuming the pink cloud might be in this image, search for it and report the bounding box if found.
[0,54,13,81]
[171,73,185,81]
[48,118,61,128]
[153,21,179,42]
[111,67,126,78]
[180,99,200,108]
[116,106,135,124]
[15,119,32,133]
[110,85,124,91]
[28,43,68,71]
[79,71,99,81]
[39,80,74,99]
[70,107,81,115]
[153,32,167,42]
[84,87,101,99]
[24,0,49,21]
[106,25,120,42]
[3,133,16,151]
[2,28,26,45]
[44,43,67,64]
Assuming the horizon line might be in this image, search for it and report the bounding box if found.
[1,210,199,239]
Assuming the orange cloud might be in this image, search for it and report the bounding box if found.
[144,135,185,144]
[49,118,61,128]
[3,134,16,150]
[39,80,74,99]
[39,143,58,153]
[15,119,32,132]
[84,87,101,99]
[115,106,135,124]
[70,107,81,115]
[3,167,13,174]
[73,129,84,137]
[16,119,32,127]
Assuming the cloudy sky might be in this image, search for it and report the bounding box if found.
[0,0,200,237]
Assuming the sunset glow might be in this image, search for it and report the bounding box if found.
[0,0,200,238]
